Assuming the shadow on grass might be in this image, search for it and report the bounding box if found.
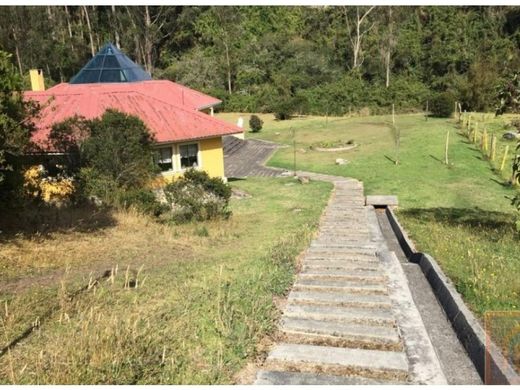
[384,155,397,164]
[0,203,116,242]
[400,207,516,232]
[429,154,443,163]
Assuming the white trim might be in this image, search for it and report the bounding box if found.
[177,141,202,172]
[155,144,175,173]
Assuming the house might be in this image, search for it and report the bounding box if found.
[24,43,243,181]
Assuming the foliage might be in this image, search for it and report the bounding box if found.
[48,115,91,171]
[3,7,520,115]
[80,109,157,194]
[249,114,263,132]
[0,50,39,202]
[115,188,168,217]
[429,92,455,118]
[496,73,520,116]
[23,164,75,205]
[163,169,231,222]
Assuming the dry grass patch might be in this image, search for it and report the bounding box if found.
[0,177,332,384]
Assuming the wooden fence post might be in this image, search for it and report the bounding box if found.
[500,145,510,172]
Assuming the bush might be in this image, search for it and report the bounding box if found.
[429,93,455,118]
[249,115,263,132]
[115,188,168,217]
[163,169,231,223]
[82,109,158,190]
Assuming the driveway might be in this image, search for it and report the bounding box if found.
[223,135,286,178]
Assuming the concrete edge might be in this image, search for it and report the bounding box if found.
[385,207,420,261]
[378,250,447,385]
[385,207,520,385]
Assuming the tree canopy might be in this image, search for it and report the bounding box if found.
[2,6,520,114]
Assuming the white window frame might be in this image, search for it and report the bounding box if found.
[177,141,202,172]
[156,145,175,173]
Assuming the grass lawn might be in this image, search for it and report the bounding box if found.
[0,177,332,384]
[218,112,520,316]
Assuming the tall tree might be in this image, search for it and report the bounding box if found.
[344,6,376,70]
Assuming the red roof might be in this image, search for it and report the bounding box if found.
[25,81,241,148]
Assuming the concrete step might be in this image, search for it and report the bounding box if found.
[283,303,395,325]
[310,242,377,250]
[264,343,409,381]
[306,248,376,256]
[288,290,392,308]
[294,278,386,294]
[254,370,400,385]
[303,259,380,270]
[300,268,387,283]
[304,254,379,263]
[280,317,402,350]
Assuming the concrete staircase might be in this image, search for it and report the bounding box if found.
[254,178,447,385]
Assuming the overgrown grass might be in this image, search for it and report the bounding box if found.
[0,177,332,384]
[217,112,520,319]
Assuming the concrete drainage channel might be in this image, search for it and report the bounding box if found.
[379,206,520,385]
[253,180,518,385]
[254,180,448,385]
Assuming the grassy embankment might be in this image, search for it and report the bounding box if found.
[0,177,332,384]
[218,112,520,316]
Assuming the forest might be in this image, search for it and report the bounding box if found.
[1,6,520,115]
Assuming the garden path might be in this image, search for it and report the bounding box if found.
[254,176,448,384]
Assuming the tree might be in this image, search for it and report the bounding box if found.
[0,51,39,199]
[196,7,243,95]
[81,109,157,190]
[344,6,376,70]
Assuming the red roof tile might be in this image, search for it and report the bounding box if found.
[25,81,241,148]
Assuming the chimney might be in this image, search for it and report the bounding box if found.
[29,69,45,91]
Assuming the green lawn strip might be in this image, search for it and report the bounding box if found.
[0,177,332,384]
[236,113,520,318]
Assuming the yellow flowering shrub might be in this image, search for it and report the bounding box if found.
[23,165,75,205]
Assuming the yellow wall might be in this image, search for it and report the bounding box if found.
[199,136,225,178]
[154,136,225,186]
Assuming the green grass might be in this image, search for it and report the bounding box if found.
[0,177,332,384]
[218,112,520,318]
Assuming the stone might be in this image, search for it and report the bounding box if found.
[365,195,399,207]
[231,188,251,199]
[502,131,520,140]
[298,175,311,184]
[335,158,348,165]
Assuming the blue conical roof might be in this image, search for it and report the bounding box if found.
[69,43,152,84]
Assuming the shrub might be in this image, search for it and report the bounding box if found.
[23,164,76,206]
[115,188,168,217]
[163,169,231,223]
[81,109,158,190]
[249,115,263,132]
[429,93,455,118]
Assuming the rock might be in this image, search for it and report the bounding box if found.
[335,158,348,165]
[298,176,310,184]
[275,132,281,135]
[231,188,251,199]
[280,170,293,177]
[502,131,520,140]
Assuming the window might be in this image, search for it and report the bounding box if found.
[156,147,173,172]
[179,143,199,169]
